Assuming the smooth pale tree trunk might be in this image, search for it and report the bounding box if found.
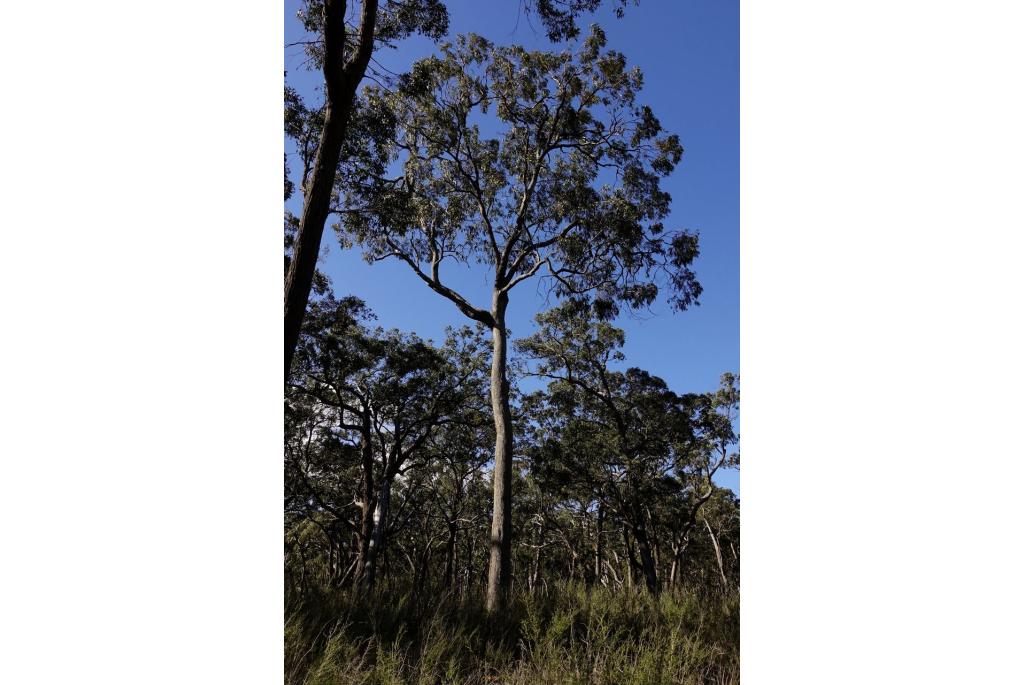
[593,504,604,585]
[353,496,376,585]
[529,517,544,592]
[284,0,378,382]
[606,553,622,587]
[669,535,691,588]
[604,559,619,587]
[704,517,729,590]
[336,556,358,588]
[669,544,681,587]
[485,293,514,613]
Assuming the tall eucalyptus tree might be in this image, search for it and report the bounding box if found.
[343,28,700,610]
[284,0,636,381]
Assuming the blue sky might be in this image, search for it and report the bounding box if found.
[285,0,739,493]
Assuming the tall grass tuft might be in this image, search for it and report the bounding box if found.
[285,581,738,685]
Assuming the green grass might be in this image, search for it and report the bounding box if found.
[285,582,738,685]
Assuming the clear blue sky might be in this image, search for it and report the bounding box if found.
[285,0,739,493]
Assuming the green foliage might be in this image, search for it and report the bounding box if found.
[285,292,739,623]
[342,27,699,322]
[284,8,737,674]
[294,1,450,70]
[285,581,738,685]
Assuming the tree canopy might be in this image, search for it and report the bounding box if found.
[283,5,739,680]
[344,27,701,325]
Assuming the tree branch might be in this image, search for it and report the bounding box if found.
[385,237,496,327]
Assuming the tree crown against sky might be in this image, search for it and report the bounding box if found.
[291,293,491,464]
[514,300,738,593]
[289,0,635,68]
[328,24,708,609]
[283,3,741,458]
[518,301,738,510]
[338,26,702,324]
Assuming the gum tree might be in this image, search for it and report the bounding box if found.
[284,0,636,381]
[518,303,739,594]
[285,0,451,382]
[343,27,701,611]
[289,292,489,588]
[519,303,688,594]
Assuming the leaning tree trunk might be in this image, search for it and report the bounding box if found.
[669,540,687,587]
[485,293,514,613]
[704,517,729,590]
[284,0,378,382]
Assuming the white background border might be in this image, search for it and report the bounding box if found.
[742,1,1024,681]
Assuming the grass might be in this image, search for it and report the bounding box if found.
[285,581,738,685]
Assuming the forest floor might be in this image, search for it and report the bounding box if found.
[285,581,739,685]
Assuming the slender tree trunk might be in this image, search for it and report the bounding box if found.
[529,517,544,592]
[465,529,475,597]
[622,528,635,589]
[284,0,378,382]
[704,517,729,590]
[606,555,622,587]
[593,504,604,585]
[485,295,513,613]
[327,536,337,585]
[443,520,458,590]
[352,421,376,585]
[336,556,358,588]
[364,476,391,588]
[415,536,432,595]
[632,521,660,594]
[298,543,308,595]
[652,532,661,572]
[669,543,679,587]
[353,501,376,585]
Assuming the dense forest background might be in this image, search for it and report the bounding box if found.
[284,2,739,683]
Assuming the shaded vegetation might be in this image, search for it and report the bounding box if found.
[286,581,738,685]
